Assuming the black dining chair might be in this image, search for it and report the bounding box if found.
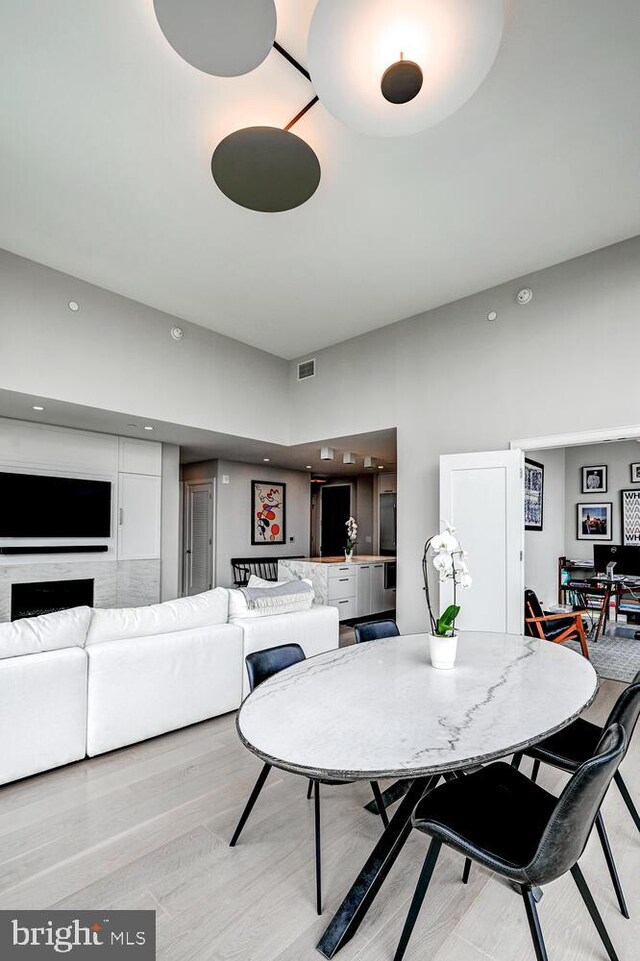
[354,619,400,644]
[394,724,627,961]
[229,643,389,915]
[509,669,640,919]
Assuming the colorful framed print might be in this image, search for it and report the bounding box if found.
[621,489,640,546]
[251,480,286,545]
[581,465,607,494]
[577,502,612,541]
[631,463,640,484]
[524,458,544,531]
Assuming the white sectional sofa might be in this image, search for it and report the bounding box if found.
[0,586,338,786]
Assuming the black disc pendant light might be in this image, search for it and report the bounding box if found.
[211,126,321,213]
[381,56,424,104]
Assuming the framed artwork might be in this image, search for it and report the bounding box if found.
[251,480,286,545]
[577,502,612,540]
[631,463,640,483]
[524,458,544,531]
[581,465,608,494]
[621,489,640,546]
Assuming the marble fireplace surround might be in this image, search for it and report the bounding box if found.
[0,559,160,622]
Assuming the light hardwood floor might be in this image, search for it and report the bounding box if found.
[0,678,638,961]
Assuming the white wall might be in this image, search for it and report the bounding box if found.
[564,440,640,560]
[0,248,289,445]
[524,448,565,609]
[182,459,311,588]
[288,237,640,632]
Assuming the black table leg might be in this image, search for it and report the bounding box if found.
[363,778,412,814]
[316,775,435,959]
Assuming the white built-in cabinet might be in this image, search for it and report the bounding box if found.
[116,439,162,561]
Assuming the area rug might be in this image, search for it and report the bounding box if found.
[567,624,640,684]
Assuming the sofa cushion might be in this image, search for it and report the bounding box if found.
[0,605,92,660]
[86,623,243,755]
[228,577,314,619]
[236,606,339,697]
[0,647,88,784]
[86,589,229,646]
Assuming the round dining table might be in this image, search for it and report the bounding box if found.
[237,631,598,958]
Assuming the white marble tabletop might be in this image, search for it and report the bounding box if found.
[237,632,598,781]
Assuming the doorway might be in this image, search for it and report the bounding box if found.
[321,484,351,556]
[183,481,214,595]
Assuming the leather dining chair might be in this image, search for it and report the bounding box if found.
[394,724,627,961]
[229,643,389,915]
[525,588,590,658]
[354,619,400,644]
[510,669,640,918]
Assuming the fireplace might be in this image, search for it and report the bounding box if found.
[11,578,94,620]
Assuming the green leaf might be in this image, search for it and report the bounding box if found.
[436,604,460,636]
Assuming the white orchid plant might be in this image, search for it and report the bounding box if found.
[345,516,358,554]
[422,523,472,637]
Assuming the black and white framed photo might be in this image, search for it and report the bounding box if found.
[524,458,544,531]
[631,463,640,484]
[577,502,612,540]
[251,480,286,545]
[581,465,608,494]
[621,489,640,546]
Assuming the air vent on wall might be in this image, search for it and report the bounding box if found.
[297,358,316,381]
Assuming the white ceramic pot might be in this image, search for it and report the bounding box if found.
[344,550,353,562]
[428,633,458,670]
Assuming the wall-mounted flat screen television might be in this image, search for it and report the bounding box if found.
[0,472,111,537]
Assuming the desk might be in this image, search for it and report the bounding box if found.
[237,631,597,957]
[561,576,639,641]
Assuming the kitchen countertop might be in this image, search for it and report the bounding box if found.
[295,556,396,564]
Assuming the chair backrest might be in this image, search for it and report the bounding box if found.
[231,556,305,587]
[354,619,400,644]
[245,643,305,692]
[524,589,545,638]
[606,669,640,746]
[526,723,626,885]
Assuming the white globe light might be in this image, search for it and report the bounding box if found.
[307,0,505,137]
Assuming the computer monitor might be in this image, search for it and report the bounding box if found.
[593,544,640,576]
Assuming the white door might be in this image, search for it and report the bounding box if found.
[117,473,161,560]
[184,482,214,596]
[439,450,524,634]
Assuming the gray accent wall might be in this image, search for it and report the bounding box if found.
[0,248,289,445]
[564,440,640,560]
[288,236,640,632]
[182,459,311,588]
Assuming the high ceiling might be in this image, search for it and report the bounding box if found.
[1,1,639,359]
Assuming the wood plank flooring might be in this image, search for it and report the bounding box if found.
[0,677,638,961]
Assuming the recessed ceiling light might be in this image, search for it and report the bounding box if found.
[143,425,154,431]
[305,465,312,470]
[32,405,45,411]
[487,310,498,322]
[68,301,79,312]
[263,457,270,462]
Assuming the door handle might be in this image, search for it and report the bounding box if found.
[118,508,123,526]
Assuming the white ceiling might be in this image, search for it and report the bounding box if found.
[0,390,396,475]
[1,1,639,360]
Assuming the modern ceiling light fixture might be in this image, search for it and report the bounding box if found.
[211,42,321,212]
[307,0,505,137]
[153,0,277,78]
[381,54,423,105]
[154,0,505,210]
